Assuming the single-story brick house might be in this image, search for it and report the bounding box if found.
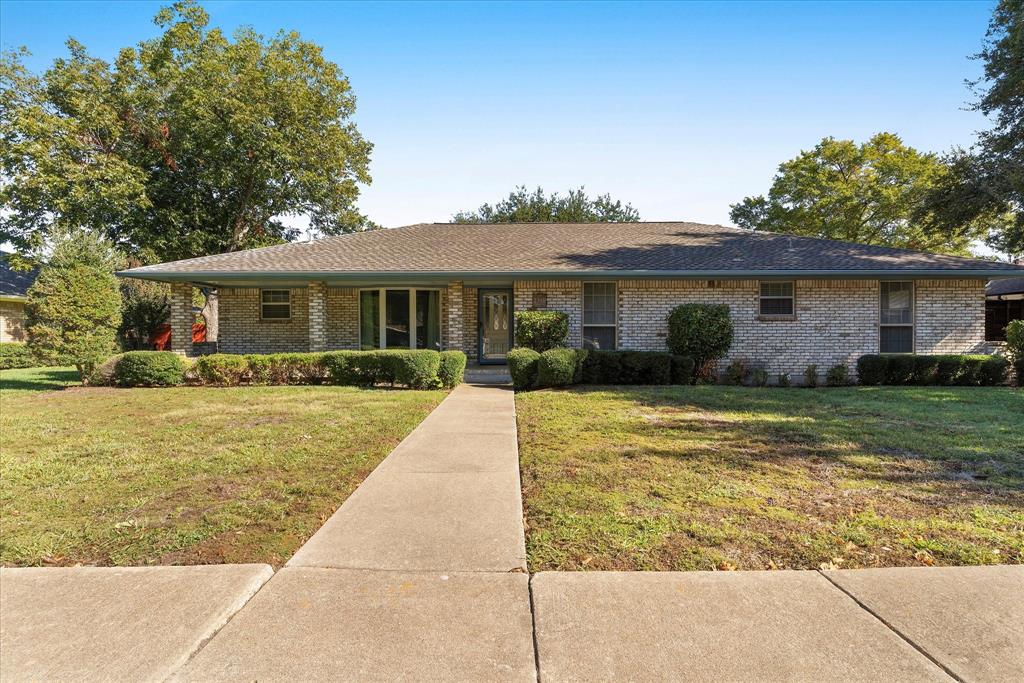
[119,222,1024,378]
[0,252,39,344]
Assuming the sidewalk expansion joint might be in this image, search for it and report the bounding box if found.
[527,574,543,683]
[816,570,963,682]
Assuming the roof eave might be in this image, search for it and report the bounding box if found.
[116,268,1024,286]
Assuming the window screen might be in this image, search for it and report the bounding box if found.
[759,282,794,316]
[261,290,291,319]
[880,281,913,353]
[583,282,616,350]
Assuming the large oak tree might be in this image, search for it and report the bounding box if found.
[0,0,373,266]
[729,133,993,256]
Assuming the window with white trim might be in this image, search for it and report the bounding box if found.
[880,281,914,353]
[261,289,291,320]
[759,281,794,316]
[583,282,616,350]
[358,288,441,350]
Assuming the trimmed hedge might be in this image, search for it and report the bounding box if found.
[0,343,35,370]
[537,348,578,387]
[579,350,688,386]
[195,354,248,385]
[86,350,464,389]
[438,350,467,388]
[666,304,733,370]
[115,351,185,387]
[508,348,541,390]
[857,354,1009,386]
[514,310,569,352]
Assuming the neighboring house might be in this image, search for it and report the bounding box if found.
[119,222,1024,378]
[0,253,39,344]
[986,277,1024,342]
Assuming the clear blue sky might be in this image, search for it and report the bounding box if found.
[0,0,997,229]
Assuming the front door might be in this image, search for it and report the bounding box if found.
[478,289,512,364]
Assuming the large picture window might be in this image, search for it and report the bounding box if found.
[261,289,291,320]
[583,282,616,350]
[359,288,441,350]
[880,281,914,353]
[759,281,794,317]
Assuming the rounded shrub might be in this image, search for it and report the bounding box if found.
[856,355,886,385]
[537,348,578,387]
[978,356,1009,386]
[0,343,36,370]
[514,311,569,352]
[803,364,819,388]
[826,364,849,387]
[884,355,915,385]
[507,347,541,390]
[195,354,248,385]
[666,304,733,377]
[438,350,467,388]
[114,351,184,387]
[670,355,696,385]
[88,353,124,386]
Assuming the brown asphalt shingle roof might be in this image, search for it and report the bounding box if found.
[120,222,1024,279]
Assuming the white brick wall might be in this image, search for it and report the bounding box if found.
[915,279,988,354]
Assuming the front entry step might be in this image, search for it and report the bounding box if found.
[464,365,512,385]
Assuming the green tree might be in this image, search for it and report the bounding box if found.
[0,0,373,265]
[930,0,1023,257]
[730,133,988,256]
[452,186,640,223]
[119,278,171,350]
[27,231,123,381]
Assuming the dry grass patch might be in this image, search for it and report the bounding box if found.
[516,385,1024,571]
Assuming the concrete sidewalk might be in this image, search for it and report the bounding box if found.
[0,564,272,682]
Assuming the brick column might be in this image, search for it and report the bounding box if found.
[169,282,194,356]
[308,282,327,352]
[446,281,464,351]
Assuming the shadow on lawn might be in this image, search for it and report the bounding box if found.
[0,367,81,393]
[573,384,1024,497]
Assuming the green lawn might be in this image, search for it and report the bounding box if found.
[516,386,1024,572]
[1,366,445,567]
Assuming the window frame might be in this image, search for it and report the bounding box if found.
[358,287,443,350]
[260,289,292,321]
[758,281,796,319]
[582,281,617,351]
[879,280,915,354]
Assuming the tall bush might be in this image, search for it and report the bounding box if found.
[1007,320,1024,386]
[666,304,733,380]
[26,231,123,382]
[514,311,569,352]
[537,348,578,387]
[507,348,541,390]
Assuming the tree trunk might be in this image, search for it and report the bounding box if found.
[201,288,219,342]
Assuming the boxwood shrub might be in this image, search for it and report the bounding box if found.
[114,351,185,387]
[857,353,1008,386]
[195,354,248,385]
[507,348,541,390]
[0,342,35,370]
[438,350,467,388]
[514,310,569,352]
[537,348,578,387]
[322,350,446,388]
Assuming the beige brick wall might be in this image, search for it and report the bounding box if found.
[517,278,987,382]
[219,287,310,354]
[514,280,583,348]
[462,286,478,360]
[212,279,987,378]
[326,287,359,349]
[915,279,988,354]
[0,301,27,343]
